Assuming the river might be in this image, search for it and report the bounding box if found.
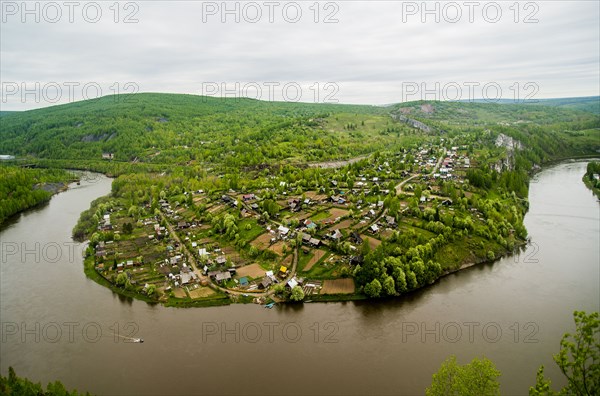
[1,162,598,395]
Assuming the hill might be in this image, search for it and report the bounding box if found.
[0,93,403,168]
[457,96,600,114]
[1,94,598,173]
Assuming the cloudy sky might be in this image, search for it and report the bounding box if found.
[1,0,598,110]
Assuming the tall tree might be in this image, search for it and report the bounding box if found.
[426,355,500,396]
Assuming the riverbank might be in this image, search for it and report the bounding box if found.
[0,166,79,227]
[581,160,600,198]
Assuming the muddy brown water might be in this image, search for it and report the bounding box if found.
[1,162,598,395]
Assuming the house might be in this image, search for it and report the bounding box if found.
[180,272,193,285]
[216,272,231,282]
[304,219,317,230]
[242,194,256,201]
[221,195,233,204]
[278,225,290,236]
[377,201,384,208]
[177,221,189,229]
[350,255,364,266]
[102,153,114,160]
[198,248,208,257]
[309,238,321,247]
[385,216,397,227]
[370,224,379,233]
[350,232,363,244]
[287,278,298,289]
[216,256,227,265]
[259,277,272,289]
[302,233,311,244]
[329,229,343,240]
[239,277,249,287]
[288,199,301,212]
[441,199,453,206]
[279,266,288,276]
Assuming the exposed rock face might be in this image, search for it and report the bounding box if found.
[495,133,523,151]
[390,113,434,133]
[492,133,524,172]
[420,103,434,114]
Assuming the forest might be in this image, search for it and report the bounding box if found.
[0,165,76,225]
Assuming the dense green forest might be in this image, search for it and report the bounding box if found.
[0,367,90,396]
[0,165,76,225]
[1,94,598,171]
[0,94,401,168]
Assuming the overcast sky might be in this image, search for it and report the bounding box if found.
[1,0,598,110]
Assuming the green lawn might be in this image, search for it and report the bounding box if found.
[310,210,331,222]
[238,219,264,242]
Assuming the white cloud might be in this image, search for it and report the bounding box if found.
[1,0,598,110]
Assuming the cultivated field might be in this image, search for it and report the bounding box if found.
[328,219,353,231]
[235,263,266,279]
[321,278,355,294]
[268,241,287,256]
[188,287,216,298]
[322,208,350,223]
[303,249,326,271]
[361,235,382,250]
[251,232,273,249]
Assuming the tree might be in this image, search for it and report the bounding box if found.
[382,275,396,296]
[290,286,305,301]
[364,278,382,298]
[554,311,599,396]
[273,283,285,296]
[529,366,555,396]
[115,272,128,287]
[123,222,133,234]
[146,284,157,297]
[0,366,88,396]
[426,355,500,396]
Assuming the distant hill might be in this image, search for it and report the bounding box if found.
[457,96,599,114]
[527,96,600,114]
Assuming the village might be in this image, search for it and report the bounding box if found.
[89,140,479,306]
